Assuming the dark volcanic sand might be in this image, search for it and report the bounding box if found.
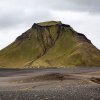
[0,67,100,100]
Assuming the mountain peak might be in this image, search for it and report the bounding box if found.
[36,21,62,26]
[32,21,70,28]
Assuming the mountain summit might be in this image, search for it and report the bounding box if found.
[0,21,100,68]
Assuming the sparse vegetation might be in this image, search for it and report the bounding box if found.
[0,21,100,68]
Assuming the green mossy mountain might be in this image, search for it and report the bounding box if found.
[0,21,100,68]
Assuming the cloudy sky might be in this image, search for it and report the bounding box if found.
[0,0,100,50]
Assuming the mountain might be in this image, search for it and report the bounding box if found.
[0,21,100,68]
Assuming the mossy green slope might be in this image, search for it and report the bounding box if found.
[0,21,100,68]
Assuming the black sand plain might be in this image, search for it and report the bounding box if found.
[0,67,100,100]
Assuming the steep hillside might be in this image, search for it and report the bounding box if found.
[0,21,100,68]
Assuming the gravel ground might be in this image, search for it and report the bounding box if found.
[0,67,100,100]
[0,85,100,100]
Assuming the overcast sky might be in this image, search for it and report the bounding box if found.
[0,0,100,50]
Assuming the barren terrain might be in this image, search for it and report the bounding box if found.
[0,67,100,100]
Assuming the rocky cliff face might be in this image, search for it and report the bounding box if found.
[0,21,100,68]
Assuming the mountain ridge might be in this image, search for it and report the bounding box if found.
[0,21,100,68]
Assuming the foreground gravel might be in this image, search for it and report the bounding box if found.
[0,85,100,100]
[0,68,100,100]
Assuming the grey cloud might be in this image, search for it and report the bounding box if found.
[1,0,100,13]
[0,0,100,29]
[49,0,100,13]
[0,7,52,29]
